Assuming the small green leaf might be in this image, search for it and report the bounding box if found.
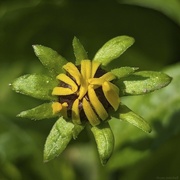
[93,36,135,66]
[72,124,85,139]
[44,117,74,162]
[73,36,88,65]
[12,74,58,100]
[111,67,139,79]
[33,45,68,76]
[116,71,172,96]
[17,103,57,120]
[112,104,152,133]
[91,122,114,165]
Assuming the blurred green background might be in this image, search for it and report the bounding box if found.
[0,0,180,180]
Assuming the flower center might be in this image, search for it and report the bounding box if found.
[52,60,120,126]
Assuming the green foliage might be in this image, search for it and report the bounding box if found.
[73,37,88,65]
[111,66,138,78]
[44,117,74,162]
[91,122,114,165]
[112,104,152,133]
[17,103,56,120]
[117,71,172,95]
[12,74,58,100]
[93,36,135,66]
[33,45,68,76]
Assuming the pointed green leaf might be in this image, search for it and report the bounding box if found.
[17,103,58,120]
[73,37,88,65]
[33,45,68,76]
[93,36,135,66]
[91,122,114,165]
[44,117,74,162]
[112,104,151,133]
[111,67,139,79]
[116,71,172,96]
[72,124,85,139]
[12,74,58,100]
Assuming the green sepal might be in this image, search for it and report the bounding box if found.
[111,67,139,79]
[93,36,135,66]
[116,71,172,96]
[17,103,58,120]
[72,124,85,139]
[111,104,152,133]
[44,117,74,162]
[91,122,114,165]
[73,36,88,65]
[12,74,58,100]
[33,45,67,76]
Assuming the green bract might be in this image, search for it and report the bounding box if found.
[11,36,172,165]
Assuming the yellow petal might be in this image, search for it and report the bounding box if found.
[78,60,91,100]
[102,81,120,111]
[100,72,116,81]
[81,60,91,80]
[78,77,88,100]
[72,99,81,124]
[63,62,81,85]
[52,87,75,95]
[61,102,68,118]
[89,72,116,86]
[52,102,62,114]
[88,78,104,86]
[91,61,101,77]
[82,98,100,126]
[88,86,108,120]
[56,74,78,92]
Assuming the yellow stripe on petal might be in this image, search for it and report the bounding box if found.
[72,99,81,124]
[81,60,92,80]
[102,81,120,111]
[91,61,101,77]
[52,87,75,95]
[52,102,62,114]
[63,62,81,85]
[82,98,100,126]
[88,86,108,120]
[56,74,78,92]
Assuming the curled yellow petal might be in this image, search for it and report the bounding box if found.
[91,61,101,77]
[88,86,108,120]
[81,60,92,80]
[78,79,87,100]
[100,72,116,81]
[52,87,75,95]
[56,74,78,92]
[52,102,62,114]
[89,72,116,86]
[78,60,91,100]
[72,99,81,124]
[82,98,100,126]
[63,62,81,85]
[88,78,104,86]
[102,81,120,111]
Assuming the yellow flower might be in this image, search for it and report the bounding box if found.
[12,36,171,165]
[52,60,120,126]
